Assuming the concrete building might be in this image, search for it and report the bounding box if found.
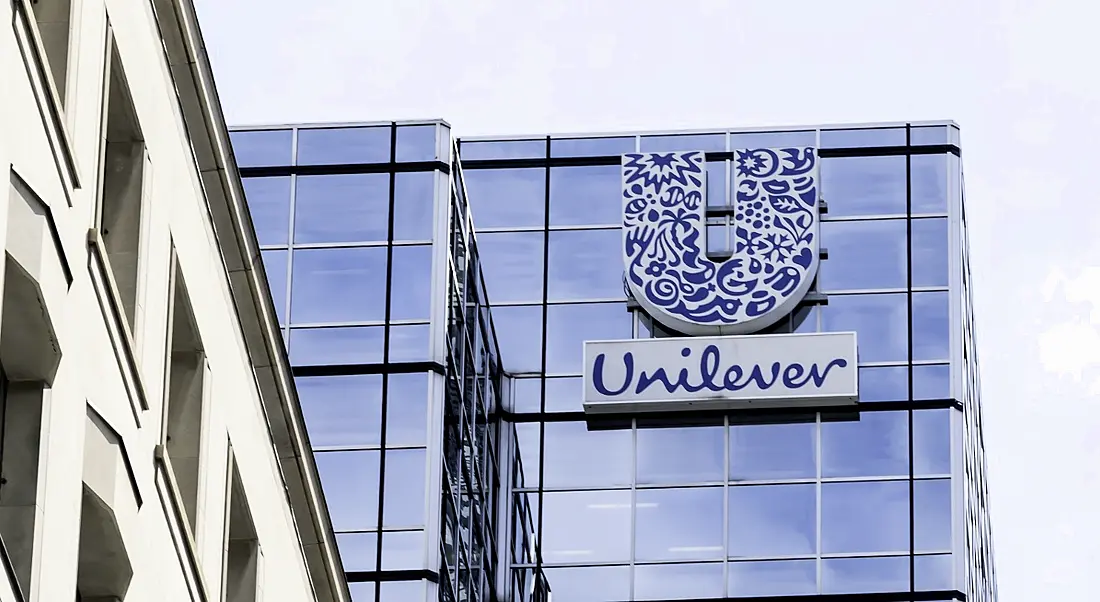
[0,1,347,601]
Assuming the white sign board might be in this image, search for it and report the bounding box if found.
[583,332,858,414]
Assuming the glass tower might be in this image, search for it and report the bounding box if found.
[230,121,995,602]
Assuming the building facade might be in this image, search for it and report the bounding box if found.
[230,121,996,602]
[0,1,347,601]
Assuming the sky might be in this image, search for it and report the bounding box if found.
[193,1,1100,599]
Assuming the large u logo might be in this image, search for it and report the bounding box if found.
[622,148,820,336]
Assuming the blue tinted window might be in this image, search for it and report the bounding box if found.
[820,127,907,148]
[822,411,909,478]
[912,218,949,287]
[914,409,952,475]
[542,421,631,488]
[539,566,630,602]
[315,450,379,530]
[386,373,429,447]
[821,156,907,217]
[550,136,635,158]
[545,302,631,374]
[549,165,621,226]
[544,376,583,413]
[477,232,544,304]
[821,481,909,553]
[821,556,909,594]
[290,247,387,323]
[915,554,954,590]
[821,219,907,290]
[395,125,437,162]
[260,250,287,324]
[460,139,545,160]
[541,490,632,563]
[914,364,950,400]
[230,129,292,168]
[636,488,724,561]
[297,127,390,165]
[243,177,291,245]
[730,130,815,149]
[858,366,908,402]
[729,483,816,557]
[294,174,389,244]
[634,563,724,600]
[378,580,425,601]
[464,168,545,229]
[297,375,382,447]
[729,420,816,480]
[640,133,725,152]
[707,161,727,207]
[915,479,952,551]
[380,530,424,570]
[288,326,384,366]
[911,126,950,146]
[348,581,377,601]
[511,377,541,413]
[383,449,425,526]
[388,324,430,362]
[729,560,816,597]
[637,426,724,484]
[911,154,949,214]
[547,229,624,301]
[336,533,378,573]
[393,171,436,241]
[913,291,950,361]
[491,305,543,373]
[513,423,540,487]
[822,293,908,362]
[390,245,433,320]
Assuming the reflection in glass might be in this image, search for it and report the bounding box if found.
[821,156,907,217]
[820,127,906,148]
[640,133,725,152]
[260,250,287,324]
[912,218,949,287]
[821,556,909,594]
[511,377,541,413]
[393,171,436,241]
[820,220,907,290]
[729,420,816,480]
[297,375,382,447]
[288,326,384,366]
[914,364,951,400]
[297,126,390,165]
[730,130,815,149]
[378,580,426,601]
[477,232,544,304]
[822,411,908,478]
[911,126,950,146]
[490,305,543,373]
[464,168,545,229]
[383,449,426,527]
[550,136,634,158]
[637,426,724,484]
[729,484,816,557]
[335,533,378,572]
[549,165,621,226]
[243,177,291,245]
[385,373,429,447]
[913,291,950,361]
[294,174,389,243]
[314,450,379,530]
[821,293,908,362]
[539,565,630,602]
[912,153,948,214]
[395,124,437,162]
[858,366,908,402]
[707,162,727,207]
[460,139,545,161]
[291,247,387,323]
[542,422,631,487]
[915,479,952,551]
[634,562,724,600]
[914,409,952,475]
[545,303,632,374]
[381,530,425,570]
[347,581,377,602]
[547,229,625,301]
[390,245,433,320]
[541,490,632,563]
[821,481,909,553]
[544,376,583,413]
[513,423,540,488]
[230,129,292,168]
[728,559,817,597]
[388,324,430,362]
[915,554,954,590]
[635,488,724,561]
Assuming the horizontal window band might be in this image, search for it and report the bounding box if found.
[239,160,450,178]
[345,569,439,583]
[292,360,444,377]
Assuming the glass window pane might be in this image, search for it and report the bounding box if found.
[390,245,433,320]
[298,375,383,447]
[729,559,817,597]
[491,305,543,374]
[315,450,379,530]
[730,130,815,149]
[460,139,544,161]
[381,530,424,570]
[912,154,948,214]
[914,409,952,475]
[820,127,907,148]
[637,426,725,484]
[706,161,727,207]
[545,303,632,374]
[261,250,288,324]
[729,420,816,481]
[821,220,907,291]
[913,291,950,361]
[547,229,624,301]
[822,556,909,594]
[389,324,430,362]
[383,449,426,527]
[821,293,908,362]
[912,218,949,287]
[335,533,378,572]
[915,479,952,551]
[550,136,634,158]
[915,554,954,590]
[243,177,291,245]
[634,563,724,600]
[230,129,292,168]
[291,247,387,323]
[386,373,429,447]
[635,488,724,561]
[549,165,621,226]
[465,168,545,229]
[379,579,426,601]
[858,366,908,402]
[394,171,436,241]
[914,364,950,400]
[297,126,390,165]
[294,174,389,244]
[511,377,541,413]
[541,490,632,563]
[821,481,910,553]
[640,133,725,152]
[396,125,437,162]
[542,422,631,488]
[544,376,583,413]
[729,484,816,557]
[539,566,630,602]
[911,126,950,146]
[513,422,540,488]
[478,232,544,304]
[821,156,907,217]
[348,581,377,602]
[822,411,909,478]
[289,326,384,366]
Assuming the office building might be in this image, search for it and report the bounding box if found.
[230,120,996,602]
[0,1,347,600]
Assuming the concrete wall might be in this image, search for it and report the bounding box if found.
[0,0,325,600]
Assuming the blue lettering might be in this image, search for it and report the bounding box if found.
[592,352,633,396]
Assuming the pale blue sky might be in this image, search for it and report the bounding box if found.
[194,1,1100,599]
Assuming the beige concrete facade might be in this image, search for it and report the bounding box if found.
[0,1,347,601]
